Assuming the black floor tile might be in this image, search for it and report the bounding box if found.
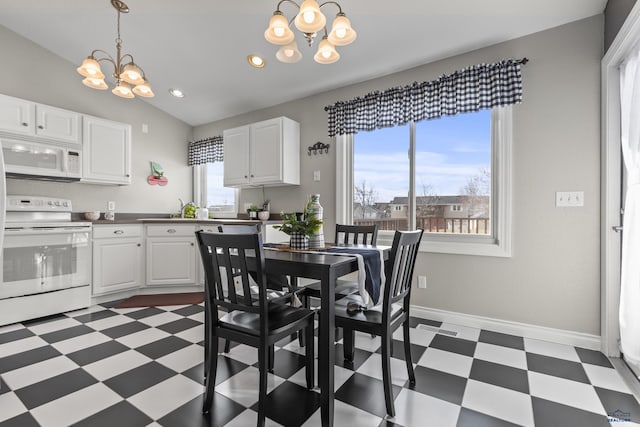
[66,340,129,366]
[456,407,520,427]
[72,310,119,324]
[100,321,149,339]
[531,396,610,427]
[72,400,152,427]
[268,348,308,379]
[409,317,442,328]
[121,307,165,320]
[409,365,467,405]
[162,394,244,427]
[595,386,640,423]
[0,375,9,395]
[172,305,204,317]
[0,345,61,374]
[335,372,400,418]
[157,318,201,335]
[0,412,40,427]
[429,334,476,357]
[334,343,373,371]
[207,356,251,386]
[469,359,529,394]
[135,336,191,359]
[104,361,177,398]
[0,328,34,345]
[575,348,613,368]
[478,330,524,350]
[526,353,589,383]
[15,368,97,410]
[99,300,124,308]
[258,380,321,426]
[39,325,95,344]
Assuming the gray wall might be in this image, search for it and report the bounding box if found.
[195,16,603,335]
[605,0,637,51]
[0,25,193,214]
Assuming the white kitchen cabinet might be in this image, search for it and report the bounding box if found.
[92,225,144,296]
[82,115,132,185]
[223,116,300,187]
[145,225,198,287]
[0,93,81,144]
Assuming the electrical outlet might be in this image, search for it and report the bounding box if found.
[107,201,115,211]
[313,170,321,181]
[418,275,427,289]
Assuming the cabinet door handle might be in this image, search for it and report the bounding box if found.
[21,122,28,127]
[126,174,130,177]
[191,242,194,246]
[37,125,44,130]
[137,243,141,247]
[113,230,124,234]
[167,229,176,234]
[244,175,248,178]
[250,174,254,178]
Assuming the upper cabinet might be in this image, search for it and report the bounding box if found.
[82,115,132,185]
[0,93,81,145]
[223,116,300,187]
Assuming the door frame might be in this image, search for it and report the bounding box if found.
[601,2,640,357]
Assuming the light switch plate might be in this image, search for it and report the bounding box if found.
[313,170,321,181]
[555,191,584,207]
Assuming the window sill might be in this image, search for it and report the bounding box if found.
[376,234,512,257]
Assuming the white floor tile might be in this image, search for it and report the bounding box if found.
[83,350,152,381]
[462,379,534,426]
[30,383,122,427]
[0,323,28,334]
[439,323,481,341]
[127,375,203,420]
[225,409,284,427]
[302,399,383,427]
[0,391,28,422]
[0,335,49,358]
[393,387,461,427]
[174,324,205,344]
[137,312,184,328]
[26,317,82,335]
[417,347,474,378]
[65,305,108,317]
[188,311,205,323]
[225,344,259,366]
[584,364,632,394]
[51,331,111,354]
[2,355,78,390]
[352,332,381,352]
[115,327,171,348]
[523,337,580,362]
[474,341,528,370]
[84,315,134,331]
[357,353,410,386]
[215,366,285,407]
[157,343,203,372]
[528,371,606,415]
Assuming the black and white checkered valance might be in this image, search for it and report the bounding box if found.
[325,58,527,137]
[187,136,223,166]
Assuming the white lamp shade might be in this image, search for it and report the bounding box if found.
[314,37,340,64]
[82,77,108,90]
[77,57,105,79]
[112,81,134,98]
[276,41,302,63]
[294,0,326,34]
[120,63,145,85]
[132,80,155,97]
[264,13,295,45]
[328,15,357,46]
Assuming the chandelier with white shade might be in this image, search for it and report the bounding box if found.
[264,0,357,64]
[76,0,154,99]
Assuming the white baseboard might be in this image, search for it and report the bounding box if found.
[411,305,602,351]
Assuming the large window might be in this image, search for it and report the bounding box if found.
[193,163,237,217]
[337,107,512,257]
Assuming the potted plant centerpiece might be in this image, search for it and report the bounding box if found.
[273,198,323,250]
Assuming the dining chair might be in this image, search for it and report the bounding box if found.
[195,231,315,426]
[301,223,379,307]
[334,229,424,417]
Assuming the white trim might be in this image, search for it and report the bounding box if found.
[411,305,601,351]
[335,134,353,225]
[601,2,640,358]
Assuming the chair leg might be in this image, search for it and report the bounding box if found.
[305,321,315,389]
[268,345,275,373]
[257,345,268,427]
[403,320,416,384]
[343,328,355,362]
[224,339,231,353]
[202,333,219,414]
[381,332,395,417]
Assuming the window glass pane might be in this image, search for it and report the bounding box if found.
[205,162,235,213]
[353,124,410,231]
[415,110,491,235]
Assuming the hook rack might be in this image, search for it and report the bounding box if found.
[308,141,330,156]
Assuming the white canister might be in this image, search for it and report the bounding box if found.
[196,208,209,219]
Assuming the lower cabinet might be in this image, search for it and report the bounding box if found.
[92,225,144,296]
[145,225,197,287]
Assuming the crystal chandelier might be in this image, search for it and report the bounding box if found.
[264,0,357,64]
[76,0,154,99]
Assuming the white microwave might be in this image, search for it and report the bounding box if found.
[1,138,82,181]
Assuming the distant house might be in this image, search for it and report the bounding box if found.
[387,195,490,219]
[353,202,385,219]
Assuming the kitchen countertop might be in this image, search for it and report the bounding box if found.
[72,212,284,225]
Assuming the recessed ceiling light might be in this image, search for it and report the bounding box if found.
[169,88,185,98]
[247,54,266,68]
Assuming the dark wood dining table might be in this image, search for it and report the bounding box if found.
[262,245,389,427]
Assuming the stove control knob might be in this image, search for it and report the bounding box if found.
[48,201,54,206]
[55,201,61,206]
[63,202,69,207]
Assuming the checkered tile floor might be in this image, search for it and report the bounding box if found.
[0,300,639,427]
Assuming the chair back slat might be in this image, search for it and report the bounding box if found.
[335,224,378,245]
[381,229,424,322]
[196,231,268,317]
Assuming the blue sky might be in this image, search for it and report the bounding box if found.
[354,109,491,203]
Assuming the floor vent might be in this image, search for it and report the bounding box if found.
[416,324,458,336]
